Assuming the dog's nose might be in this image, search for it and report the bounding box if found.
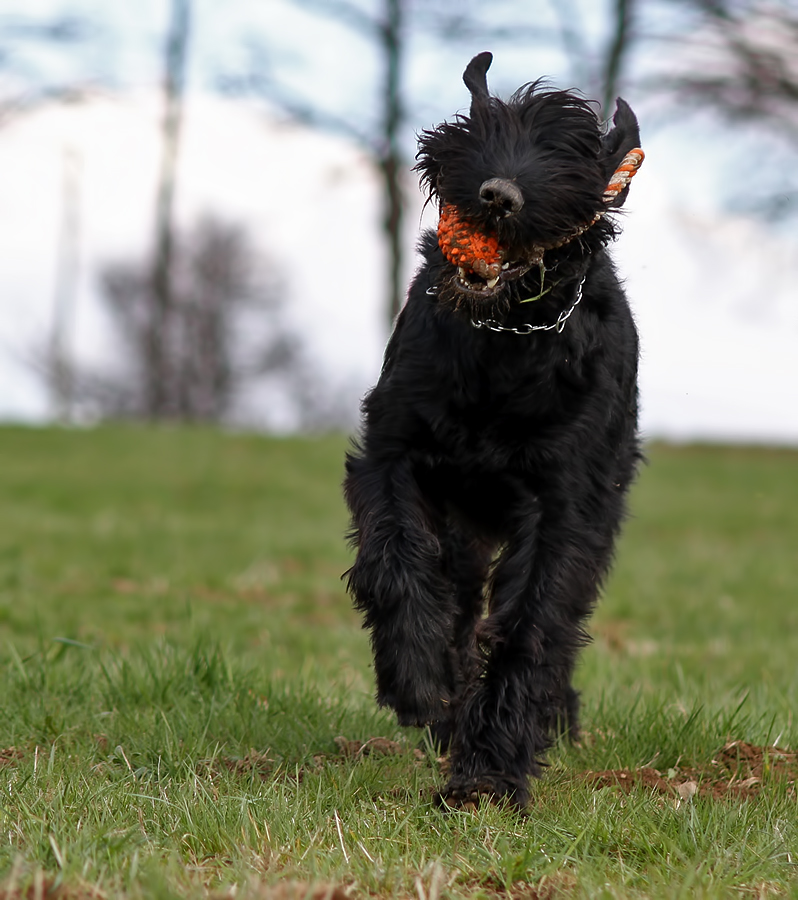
[479,178,524,216]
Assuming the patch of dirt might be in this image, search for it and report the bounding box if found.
[334,735,423,759]
[511,872,578,900]
[0,874,104,899]
[199,736,429,786]
[480,871,578,900]
[199,749,276,782]
[212,883,349,900]
[0,747,24,768]
[592,619,630,652]
[586,740,797,801]
[223,749,276,779]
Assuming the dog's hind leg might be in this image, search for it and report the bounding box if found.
[344,453,457,728]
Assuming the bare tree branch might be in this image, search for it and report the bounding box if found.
[602,0,635,111]
[94,215,304,423]
[648,0,798,219]
[548,0,591,90]
[224,65,375,150]
[655,1,798,136]
[283,0,379,37]
[0,13,92,123]
[0,14,87,43]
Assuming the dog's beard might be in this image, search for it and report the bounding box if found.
[435,267,533,320]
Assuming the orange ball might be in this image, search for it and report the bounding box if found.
[437,204,502,279]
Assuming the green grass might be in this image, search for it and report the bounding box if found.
[0,426,797,899]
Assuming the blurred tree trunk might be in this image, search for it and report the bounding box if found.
[551,0,639,115]
[148,0,191,419]
[379,0,404,322]
[602,0,635,113]
[250,0,409,327]
[48,145,81,423]
[1,13,89,421]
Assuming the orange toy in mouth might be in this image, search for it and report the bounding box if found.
[437,204,502,283]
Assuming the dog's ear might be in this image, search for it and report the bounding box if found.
[601,98,641,207]
[463,52,492,113]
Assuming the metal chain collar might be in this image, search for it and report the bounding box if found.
[470,275,585,335]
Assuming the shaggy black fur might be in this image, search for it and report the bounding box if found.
[343,52,643,809]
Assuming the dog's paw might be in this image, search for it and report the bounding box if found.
[436,775,529,811]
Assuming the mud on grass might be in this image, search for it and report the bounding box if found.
[2,734,794,801]
[586,740,798,802]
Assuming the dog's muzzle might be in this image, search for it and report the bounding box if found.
[437,204,532,298]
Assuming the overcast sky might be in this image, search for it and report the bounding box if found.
[1,0,796,443]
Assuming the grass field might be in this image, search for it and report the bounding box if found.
[0,426,797,899]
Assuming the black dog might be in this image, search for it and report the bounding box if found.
[344,52,644,808]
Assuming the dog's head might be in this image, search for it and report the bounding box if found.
[415,52,642,308]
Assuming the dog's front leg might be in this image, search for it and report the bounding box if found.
[344,453,456,728]
[441,505,592,809]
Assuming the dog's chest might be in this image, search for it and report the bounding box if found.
[421,339,575,465]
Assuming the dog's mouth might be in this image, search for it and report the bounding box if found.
[437,204,536,299]
[455,258,531,296]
